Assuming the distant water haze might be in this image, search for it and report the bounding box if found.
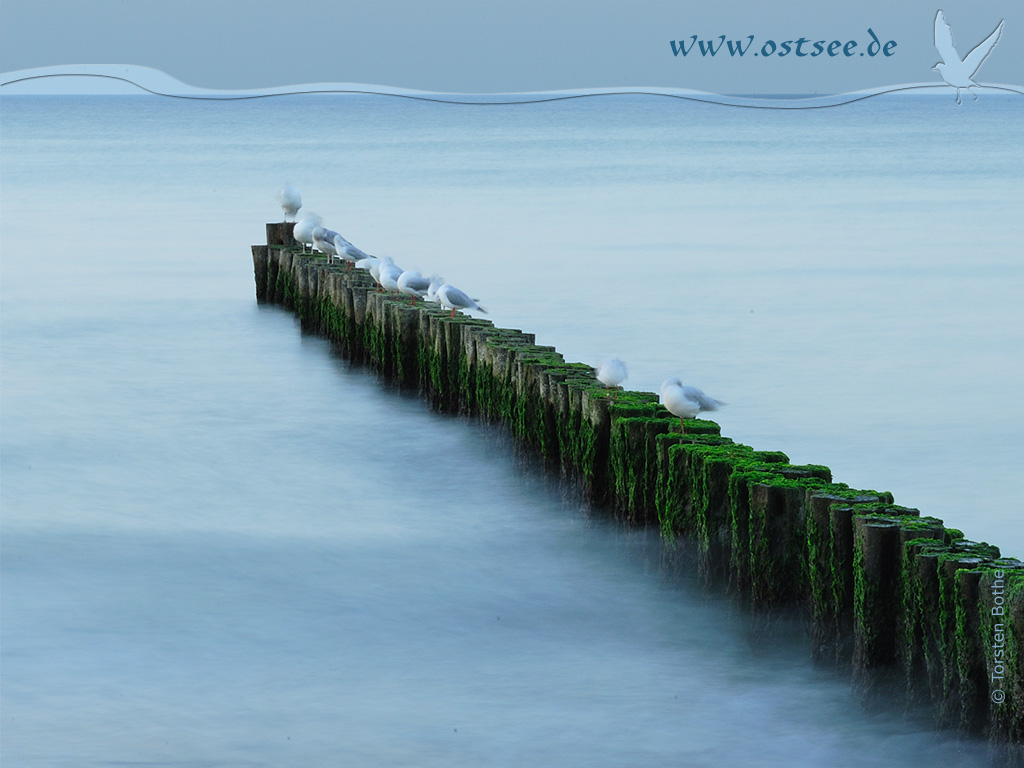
[2,93,1020,765]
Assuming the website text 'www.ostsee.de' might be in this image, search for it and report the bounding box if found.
[670,29,897,59]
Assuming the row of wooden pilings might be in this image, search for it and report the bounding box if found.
[254,223,1022,761]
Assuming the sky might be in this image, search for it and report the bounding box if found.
[1,0,1021,94]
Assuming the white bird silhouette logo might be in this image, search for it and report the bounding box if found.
[932,10,1004,104]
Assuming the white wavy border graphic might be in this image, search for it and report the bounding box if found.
[2,65,1022,109]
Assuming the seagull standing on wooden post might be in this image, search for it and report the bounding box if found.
[278,186,302,222]
[660,377,725,435]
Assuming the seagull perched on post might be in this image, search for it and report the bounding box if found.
[292,215,322,253]
[436,283,487,318]
[333,234,371,265]
[278,186,302,222]
[378,259,404,292]
[596,359,628,390]
[397,270,431,304]
[311,226,341,260]
[932,11,1004,105]
[426,275,444,304]
[660,377,725,435]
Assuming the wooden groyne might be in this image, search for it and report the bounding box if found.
[254,223,1023,758]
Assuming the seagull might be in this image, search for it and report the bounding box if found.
[932,11,1004,105]
[426,274,445,303]
[278,186,302,222]
[596,358,628,390]
[397,270,431,304]
[311,226,340,259]
[292,215,322,253]
[333,234,371,265]
[378,259,404,292]
[436,283,487,318]
[354,255,381,276]
[660,377,725,435]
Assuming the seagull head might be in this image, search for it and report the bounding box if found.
[660,377,683,396]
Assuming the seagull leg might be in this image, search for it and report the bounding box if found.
[970,85,979,101]
[679,417,686,435]
[450,308,456,318]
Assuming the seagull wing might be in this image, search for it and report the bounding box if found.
[962,20,1004,78]
[934,10,960,65]
[406,275,431,292]
[443,286,474,308]
[349,245,370,260]
[681,386,724,412]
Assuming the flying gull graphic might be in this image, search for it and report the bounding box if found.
[932,10,1004,104]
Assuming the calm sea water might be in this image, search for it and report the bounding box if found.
[2,93,1022,766]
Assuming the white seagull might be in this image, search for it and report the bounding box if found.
[312,226,341,259]
[333,234,371,265]
[660,377,725,434]
[354,255,381,276]
[436,284,487,318]
[426,274,445,303]
[933,11,1004,105]
[293,214,323,253]
[278,186,302,222]
[378,259,404,292]
[397,270,432,304]
[596,358,628,390]
[360,255,399,287]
